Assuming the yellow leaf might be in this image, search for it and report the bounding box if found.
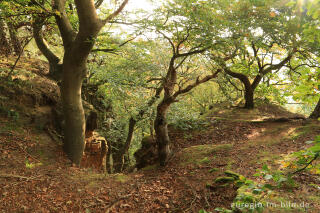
[270,11,276,17]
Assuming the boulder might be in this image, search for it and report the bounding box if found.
[134,136,158,169]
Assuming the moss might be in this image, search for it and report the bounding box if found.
[86,181,100,189]
[180,144,233,166]
[307,195,320,202]
[209,168,219,173]
[214,176,235,183]
[290,124,319,140]
[141,164,159,171]
[255,151,281,164]
[199,157,210,164]
[114,174,130,183]
[226,159,235,170]
[0,121,24,134]
[224,170,241,180]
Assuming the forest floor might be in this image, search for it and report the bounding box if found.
[0,57,320,213]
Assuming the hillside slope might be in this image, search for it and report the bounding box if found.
[0,58,319,212]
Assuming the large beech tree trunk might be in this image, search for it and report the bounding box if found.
[244,84,254,109]
[30,0,128,165]
[310,98,320,119]
[154,102,171,166]
[49,0,128,165]
[61,58,86,165]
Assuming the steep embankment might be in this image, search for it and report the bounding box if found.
[0,57,319,212]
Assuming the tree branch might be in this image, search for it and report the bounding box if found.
[173,69,221,98]
[33,17,60,65]
[95,0,104,9]
[102,0,129,24]
[91,36,137,53]
[157,30,176,55]
[53,0,76,48]
[292,153,319,175]
[176,47,209,58]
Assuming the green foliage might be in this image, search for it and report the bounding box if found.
[214,171,268,213]
[25,159,42,169]
[286,136,320,175]
[254,165,295,189]
[214,208,232,213]
[168,98,209,130]
[0,106,20,121]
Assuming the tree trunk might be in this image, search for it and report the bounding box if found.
[244,85,254,109]
[154,102,171,166]
[8,23,22,56]
[224,69,255,109]
[114,117,136,172]
[0,20,11,56]
[106,139,113,173]
[61,57,86,165]
[310,98,320,119]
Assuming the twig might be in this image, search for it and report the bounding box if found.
[11,135,41,163]
[6,37,33,79]
[0,173,38,180]
[292,153,319,175]
[184,189,198,212]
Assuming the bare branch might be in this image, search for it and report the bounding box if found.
[173,69,221,97]
[157,30,176,55]
[102,0,129,24]
[91,36,137,53]
[176,28,190,55]
[95,0,104,9]
[176,47,209,58]
[251,42,262,70]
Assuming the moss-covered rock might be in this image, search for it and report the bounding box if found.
[214,176,236,183]
[134,136,158,169]
[224,170,241,180]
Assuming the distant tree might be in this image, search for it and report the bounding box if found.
[207,0,307,109]
[87,40,165,172]
[310,100,320,119]
[284,0,320,118]
[138,0,226,165]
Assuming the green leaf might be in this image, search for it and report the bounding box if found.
[252,188,263,194]
[306,141,315,144]
[264,174,273,180]
[263,184,274,190]
[262,164,269,172]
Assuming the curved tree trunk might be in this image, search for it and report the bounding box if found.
[61,57,86,165]
[310,98,320,119]
[33,18,62,81]
[154,102,171,166]
[224,69,255,109]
